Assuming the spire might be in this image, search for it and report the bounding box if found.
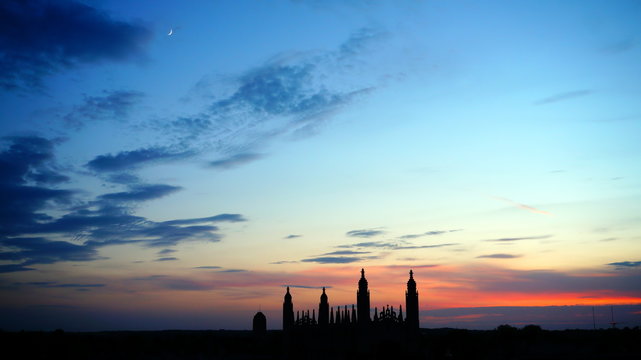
[319,286,329,326]
[405,268,419,330]
[357,268,371,324]
[283,286,294,330]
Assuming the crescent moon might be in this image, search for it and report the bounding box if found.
[168,29,173,36]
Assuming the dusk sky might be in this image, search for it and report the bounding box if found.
[1,0,641,331]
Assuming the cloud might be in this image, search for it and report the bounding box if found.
[208,153,264,169]
[211,63,345,117]
[270,260,298,264]
[0,0,151,91]
[392,243,458,250]
[338,240,458,250]
[0,138,244,268]
[157,28,378,169]
[0,264,36,273]
[15,282,106,289]
[534,90,593,105]
[85,147,192,172]
[0,136,69,185]
[218,269,247,273]
[338,27,386,59]
[105,173,140,185]
[607,261,641,268]
[346,229,384,238]
[284,234,302,239]
[155,257,178,262]
[0,136,74,232]
[32,207,239,248]
[301,256,364,264]
[477,253,522,259]
[161,213,246,226]
[323,250,371,256]
[491,196,551,215]
[64,90,144,129]
[157,249,176,255]
[337,241,397,248]
[424,305,641,330]
[98,184,181,202]
[193,266,221,269]
[484,235,552,242]
[0,237,102,269]
[468,267,641,294]
[399,229,462,239]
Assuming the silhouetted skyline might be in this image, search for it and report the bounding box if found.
[1,0,640,331]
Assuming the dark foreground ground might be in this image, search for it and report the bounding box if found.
[1,326,640,359]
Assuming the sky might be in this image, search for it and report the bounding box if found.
[1,0,641,331]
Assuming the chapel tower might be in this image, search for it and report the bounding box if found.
[319,287,329,327]
[357,268,371,324]
[283,286,294,330]
[405,270,419,330]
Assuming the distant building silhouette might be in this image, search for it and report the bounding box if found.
[282,286,294,330]
[253,311,266,334]
[281,268,419,332]
[405,269,419,329]
[357,268,371,325]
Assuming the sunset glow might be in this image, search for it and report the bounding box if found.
[1,0,640,331]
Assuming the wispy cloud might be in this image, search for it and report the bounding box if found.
[491,196,551,215]
[338,241,458,251]
[534,90,592,105]
[301,256,364,264]
[284,234,302,239]
[484,235,552,242]
[270,260,298,265]
[346,228,385,238]
[162,214,245,226]
[607,261,641,268]
[0,0,151,92]
[0,137,246,271]
[154,27,380,170]
[155,257,178,262]
[85,147,192,173]
[98,184,181,202]
[323,250,371,256]
[477,253,521,259]
[64,90,144,129]
[399,229,462,239]
[193,266,221,269]
[14,281,105,289]
[208,153,263,170]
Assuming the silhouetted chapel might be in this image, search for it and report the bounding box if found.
[281,269,419,332]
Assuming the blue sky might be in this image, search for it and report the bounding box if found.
[1,0,640,331]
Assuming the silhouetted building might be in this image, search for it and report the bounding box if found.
[253,311,266,334]
[357,268,371,325]
[319,287,329,327]
[405,269,419,330]
[283,286,294,330]
[282,269,419,331]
